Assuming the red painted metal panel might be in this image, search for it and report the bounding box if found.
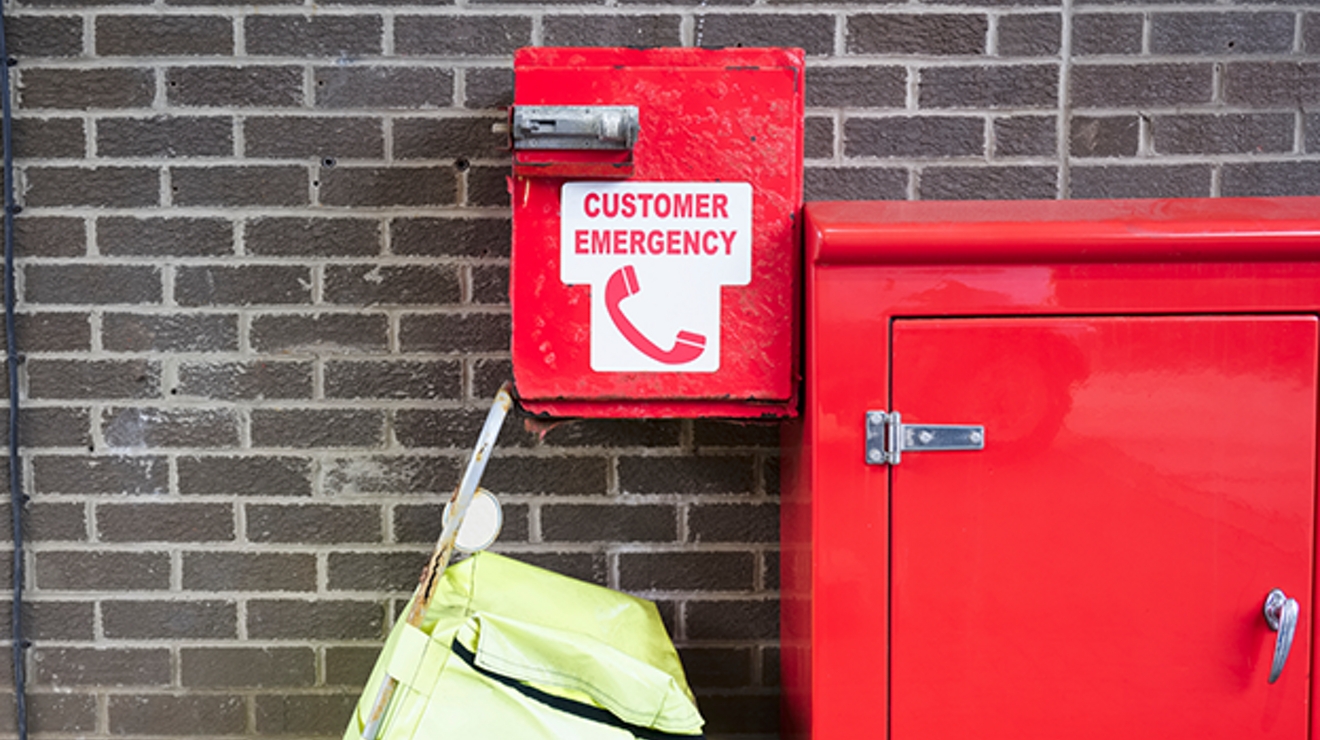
[784,196,1320,739]
[892,316,1316,738]
[510,47,803,418]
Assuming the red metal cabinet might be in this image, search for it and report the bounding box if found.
[509,47,804,418]
[782,197,1320,739]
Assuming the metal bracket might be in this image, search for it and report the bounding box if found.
[865,411,984,466]
[511,105,639,151]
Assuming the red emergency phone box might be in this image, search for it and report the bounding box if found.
[509,47,804,418]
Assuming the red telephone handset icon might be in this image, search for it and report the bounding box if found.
[604,265,706,365]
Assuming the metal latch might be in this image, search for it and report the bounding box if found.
[865,411,984,465]
[511,106,639,150]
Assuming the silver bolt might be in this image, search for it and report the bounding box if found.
[867,411,885,426]
[867,449,884,463]
[918,431,934,444]
[969,430,983,444]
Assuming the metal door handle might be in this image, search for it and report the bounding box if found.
[1263,589,1299,684]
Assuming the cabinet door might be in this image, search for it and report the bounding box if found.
[891,316,1317,739]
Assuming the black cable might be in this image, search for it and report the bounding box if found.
[0,9,25,739]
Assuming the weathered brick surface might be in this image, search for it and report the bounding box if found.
[0,4,1312,738]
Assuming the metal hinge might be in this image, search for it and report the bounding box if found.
[865,411,984,466]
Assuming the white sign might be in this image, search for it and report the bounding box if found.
[561,181,752,372]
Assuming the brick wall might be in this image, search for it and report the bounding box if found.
[0,0,1316,737]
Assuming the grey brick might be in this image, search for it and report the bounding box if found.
[6,602,95,641]
[805,167,907,200]
[399,312,509,352]
[921,65,1058,109]
[322,454,458,496]
[98,502,234,543]
[693,420,779,447]
[246,15,382,56]
[920,166,1056,199]
[1224,63,1320,107]
[96,16,232,56]
[324,265,460,306]
[1070,116,1139,158]
[175,265,312,306]
[31,455,167,495]
[393,407,534,450]
[250,408,386,448]
[474,359,512,399]
[326,647,377,686]
[393,117,507,160]
[680,647,753,689]
[620,552,754,591]
[183,552,316,591]
[36,551,170,591]
[324,359,460,399]
[1307,14,1320,54]
[471,264,507,305]
[465,165,508,207]
[315,67,454,109]
[395,16,531,56]
[501,552,606,586]
[542,504,676,543]
[178,456,313,496]
[0,501,86,541]
[250,313,389,353]
[690,503,779,543]
[167,66,304,108]
[1152,12,1294,55]
[24,167,159,207]
[177,361,312,400]
[1222,162,1320,198]
[1072,63,1214,107]
[245,117,384,159]
[98,217,233,257]
[246,217,380,257]
[465,67,512,110]
[538,418,679,448]
[0,408,90,448]
[1153,113,1293,155]
[804,116,834,159]
[33,648,170,687]
[0,694,97,735]
[102,600,238,639]
[327,551,425,592]
[10,217,85,258]
[103,313,238,352]
[998,13,1060,56]
[102,407,241,448]
[686,599,777,640]
[696,14,834,56]
[543,15,682,47]
[181,648,314,688]
[108,695,246,736]
[805,66,906,108]
[1070,164,1211,199]
[19,68,155,110]
[249,600,384,639]
[994,116,1057,157]
[6,16,83,57]
[1308,114,1320,154]
[256,695,359,737]
[699,694,779,735]
[483,455,608,495]
[172,166,308,207]
[12,117,85,158]
[619,456,755,495]
[97,116,232,157]
[13,312,92,351]
[846,117,983,158]
[848,14,987,55]
[319,167,456,207]
[247,504,380,544]
[1072,13,1142,56]
[27,359,159,399]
